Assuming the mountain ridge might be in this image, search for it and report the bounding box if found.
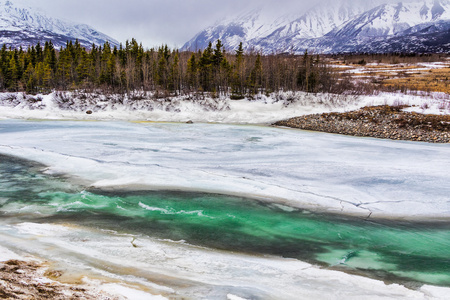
[0,0,119,49]
[182,0,450,54]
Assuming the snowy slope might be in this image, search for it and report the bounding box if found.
[0,0,118,49]
[183,0,450,54]
[331,0,450,38]
[182,0,379,52]
[181,4,303,51]
[354,19,450,53]
[321,0,450,53]
[254,0,384,53]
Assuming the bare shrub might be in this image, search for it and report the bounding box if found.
[421,102,430,110]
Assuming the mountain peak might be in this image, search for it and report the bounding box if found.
[432,0,446,19]
[0,1,118,49]
[182,0,450,54]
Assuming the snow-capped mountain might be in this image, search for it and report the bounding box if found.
[182,0,450,54]
[0,0,118,49]
[181,5,301,51]
[330,0,450,38]
[355,19,450,53]
[182,0,374,51]
[253,0,384,53]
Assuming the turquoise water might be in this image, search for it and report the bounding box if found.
[1,155,449,287]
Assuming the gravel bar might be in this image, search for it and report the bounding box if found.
[274,105,450,143]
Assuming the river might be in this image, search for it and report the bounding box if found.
[0,120,449,299]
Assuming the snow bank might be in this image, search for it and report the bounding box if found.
[0,91,448,124]
[4,222,448,300]
[0,245,24,262]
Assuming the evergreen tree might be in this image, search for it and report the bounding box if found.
[156,45,170,88]
[0,39,339,96]
[7,55,18,90]
[24,62,36,93]
[186,53,198,90]
[169,51,180,93]
[297,50,309,92]
[213,39,224,67]
[35,42,43,63]
[249,53,262,94]
[199,42,213,91]
[232,42,245,96]
[43,41,57,71]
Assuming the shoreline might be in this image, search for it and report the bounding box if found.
[273,105,450,143]
[0,259,109,299]
[1,223,449,300]
[0,258,165,300]
[0,245,165,300]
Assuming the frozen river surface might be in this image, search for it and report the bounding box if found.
[0,120,449,299]
[0,120,448,219]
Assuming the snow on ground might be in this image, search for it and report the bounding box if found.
[0,222,447,300]
[0,92,449,299]
[0,245,25,262]
[0,242,159,299]
[341,61,450,75]
[0,91,449,124]
[0,90,449,219]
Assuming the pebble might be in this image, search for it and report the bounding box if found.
[273,105,450,143]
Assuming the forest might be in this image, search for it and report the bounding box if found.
[0,39,341,97]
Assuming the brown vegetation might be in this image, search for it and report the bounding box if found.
[382,67,450,94]
[330,53,448,65]
[0,260,107,299]
[328,53,450,95]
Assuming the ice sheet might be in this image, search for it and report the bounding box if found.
[1,119,449,299]
[1,222,446,300]
[0,120,448,219]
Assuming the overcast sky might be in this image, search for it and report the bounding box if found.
[23,0,312,49]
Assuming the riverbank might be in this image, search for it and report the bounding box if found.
[1,120,449,299]
[0,246,163,300]
[0,260,105,299]
[1,223,449,300]
[274,105,450,143]
[0,91,449,125]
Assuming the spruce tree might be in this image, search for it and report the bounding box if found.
[199,42,213,91]
[186,53,198,90]
[213,39,224,67]
[7,55,18,90]
[24,62,36,93]
[232,42,245,97]
[249,53,262,94]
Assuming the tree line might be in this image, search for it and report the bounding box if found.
[0,39,341,97]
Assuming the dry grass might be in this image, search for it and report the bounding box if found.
[329,55,450,94]
[382,67,450,94]
[365,65,420,71]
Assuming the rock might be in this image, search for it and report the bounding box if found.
[273,105,450,144]
[86,110,93,115]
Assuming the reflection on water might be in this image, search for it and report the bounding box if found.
[1,155,450,287]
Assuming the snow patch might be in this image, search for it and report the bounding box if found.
[0,245,24,262]
[0,91,447,124]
